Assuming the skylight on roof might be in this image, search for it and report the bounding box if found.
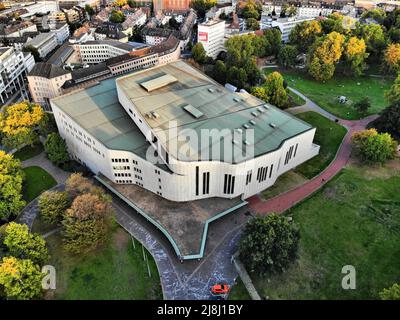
[140,74,178,92]
[183,104,204,119]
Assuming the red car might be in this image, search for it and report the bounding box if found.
[211,284,230,295]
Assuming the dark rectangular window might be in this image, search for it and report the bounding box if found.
[230,176,235,194]
[203,172,206,194]
[269,164,274,178]
[294,144,298,158]
[206,172,210,194]
[195,166,199,196]
[264,166,268,181]
[223,174,228,194]
[165,152,169,164]
[257,168,261,181]
[227,175,232,194]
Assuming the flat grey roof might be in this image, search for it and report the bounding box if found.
[116,61,313,162]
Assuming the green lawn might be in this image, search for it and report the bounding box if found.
[228,277,252,300]
[264,68,392,120]
[262,171,308,200]
[288,89,306,107]
[294,112,347,179]
[22,166,57,202]
[44,223,162,300]
[251,162,400,299]
[13,144,43,161]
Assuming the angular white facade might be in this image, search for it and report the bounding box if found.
[198,19,226,59]
[51,61,319,202]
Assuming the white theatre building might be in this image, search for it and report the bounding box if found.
[51,61,319,202]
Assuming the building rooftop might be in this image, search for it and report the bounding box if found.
[52,61,313,164]
[26,32,55,47]
[116,61,313,163]
[28,62,70,78]
[79,40,136,52]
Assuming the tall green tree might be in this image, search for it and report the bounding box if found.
[385,74,400,105]
[263,71,289,108]
[212,60,227,84]
[351,128,397,163]
[278,45,298,68]
[353,97,371,116]
[0,256,43,300]
[368,102,400,140]
[239,214,300,274]
[246,18,259,31]
[0,151,25,222]
[226,66,248,89]
[343,37,369,76]
[109,10,125,23]
[191,42,207,64]
[44,132,69,166]
[289,20,322,53]
[190,0,217,19]
[263,28,282,56]
[356,23,387,59]
[3,222,49,265]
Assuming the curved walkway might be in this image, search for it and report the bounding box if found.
[248,93,378,213]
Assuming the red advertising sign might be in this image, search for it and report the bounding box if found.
[199,32,208,42]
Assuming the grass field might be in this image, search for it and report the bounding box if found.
[264,68,392,120]
[250,161,400,299]
[294,112,347,179]
[22,166,57,202]
[228,277,252,300]
[44,223,162,300]
[13,144,43,161]
[288,89,306,107]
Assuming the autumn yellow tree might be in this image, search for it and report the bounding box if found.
[113,0,127,7]
[344,37,369,76]
[0,101,45,151]
[307,32,345,81]
[384,43,400,73]
[289,20,322,52]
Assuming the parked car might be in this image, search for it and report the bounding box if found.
[211,284,230,295]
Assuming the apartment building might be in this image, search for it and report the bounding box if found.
[271,16,314,43]
[0,47,35,104]
[50,61,319,202]
[25,32,59,59]
[50,23,70,45]
[198,19,225,59]
[75,40,136,64]
[27,62,72,110]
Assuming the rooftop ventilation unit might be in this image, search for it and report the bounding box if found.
[233,97,240,102]
[270,123,276,128]
[183,104,204,118]
[208,88,214,93]
[251,111,258,117]
[151,111,160,119]
[232,139,238,145]
[263,104,270,110]
[243,124,250,129]
[235,128,243,133]
[249,120,256,125]
[257,107,265,113]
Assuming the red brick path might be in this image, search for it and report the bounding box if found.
[248,115,378,214]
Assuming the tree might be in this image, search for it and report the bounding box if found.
[212,60,227,84]
[383,43,400,73]
[353,97,371,116]
[168,16,180,30]
[190,0,217,19]
[0,101,45,151]
[62,193,113,253]
[109,10,125,23]
[44,132,69,166]
[361,8,386,24]
[23,45,40,61]
[379,283,400,300]
[263,71,289,109]
[246,18,259,31]
[320,12,345,34]
[239,214,300,274]
[263,28,282,56]
[351,129,397,163]
[287,6,297,17]
[191,42,207,64]
[0,151,25,222]
[289,20,322,53]
[385,74,400,105]
[65,173,102,199]
[243,57,261,86]
[85,4,95,16]
[2,222,49,265]
[343,37,368,76]
[242,0,261,20]
[368,102,400,140]
[357,23,387,59]
[307,32,345,81]
[0,257,43,300]
[251,86,268,101]
[226,66,248,89]
[114,0,128,7]
[38,191,70,225]
[278,45,298,68]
